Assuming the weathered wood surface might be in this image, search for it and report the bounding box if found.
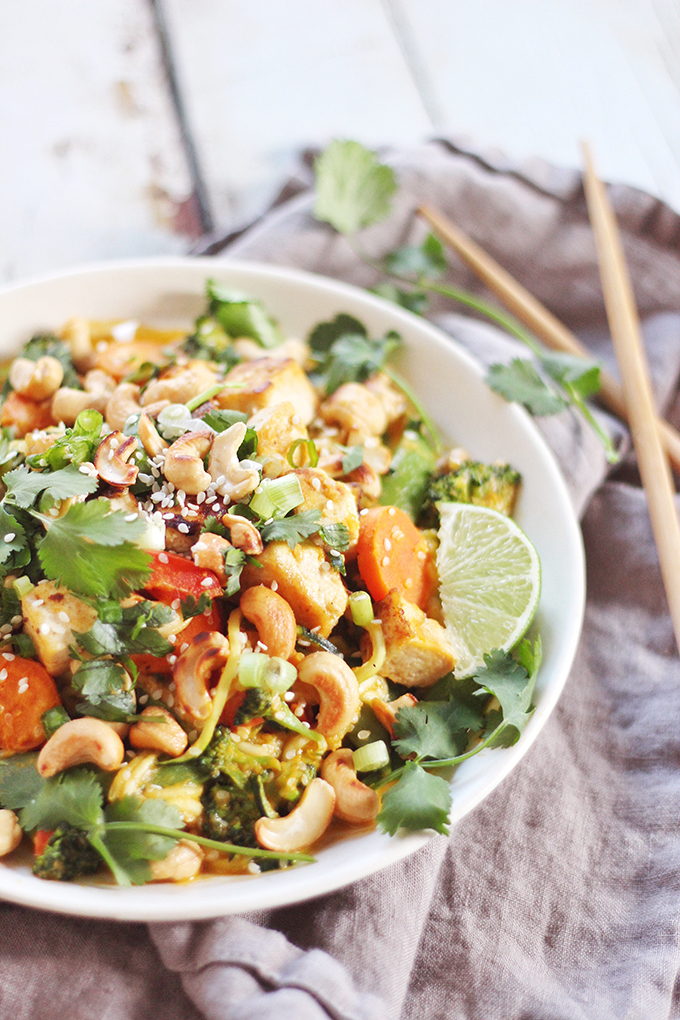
[3,0,680,280]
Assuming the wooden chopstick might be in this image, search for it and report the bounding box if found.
[418,203,680,474]
[581,143,680,653]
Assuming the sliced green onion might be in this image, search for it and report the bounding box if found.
[349,590,373,628]
[286,438,319,468]
[238,651,269,688]
[74,409,104,435]
[264,657,297,694]
[353,740,390,773]
[249,475,304,520]
[186,383,224,412]
[13,575,34,600]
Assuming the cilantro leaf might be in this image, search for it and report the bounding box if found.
[224,546,247,597]
[207,280,283,349]
[384,233,448,279]
[308,314,367,354]
[20,770,104,832]
[540,353,602,401]
[4,464,99,509]
[317,333,401,395]
[341,445,363,475]
[202,408,248,432]
[77,691,138,723]
[180,592,213,619]
[0,506,27,566]
[473,644,538,747]
[392,700,484,761]
[314,140,397,235]
[260,509,322,549]
[38,500,152,599]
[74,601,174,658]
[318,522,350,552]
[99,795,183,885]
[371,283,428,315]
[377,762,451,836]
[486,359,566,416]
[0,753,43,810]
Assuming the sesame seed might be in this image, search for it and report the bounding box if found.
[292,414,301,426]
[107,448,115,461]
[294,705,304,717]
[167,655,177,666]
[78,464,91,474]
[271,580,279,592]
[196,492,206,505]
[171,599,180,610]
[10,616,21,627]
[48,508,60,517]
[57,611,69,622]
[167,634,176,644]
[325,500,333,510]
[384,538,392,551]
[247,861,261,875]
[150,491,164,502]
[404,577,413,589]
[285,750,295,760]
[166,694,174,708]
[360,508,369,516]
[215,475,226,486]
[169,681,176,691]
[205,494,216,504]
[388,507,396,516]
[357,729,371,740]
[52,625,66,635]
[159,553,169,564]
[177,523,190,534]
[0,669,7,680]
[163,512,175,520]
[39,623,51,635]
[167,482,175,493]
[231,732,241,742]
[188,730,197,742]
[125,513,138,522]
[200,576,213,587]
[2,653,14,661]
[381,556,390,567]
[256,640,268,652]
[139,694,149,705]
[17,682,29,694]
[0,625,11,635]
[32,599,44,607]
[311,477,322,491]
[284,691,295,702]
[180,642,189,653]
[417,550,426,561]
[3,534,15,543]
[320,561,331,572]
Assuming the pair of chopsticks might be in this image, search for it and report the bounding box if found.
[419,151,680,654]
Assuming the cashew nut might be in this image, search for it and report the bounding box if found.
[51,369,117,426]
[105,383,142,431]
[164,431,213,495]
[221,513,263,555]
[240,585,297,659]
[141,362,218,407]
[37,718,125,777]
[254,777,335,852]
[296,652,360,749]
[129,705,188,757]
[150,839,203,882]
[173,631,230,725]
[371,693,418,738]
[319,383,388,444]
[191,532,231,585]
[10,356,64,401]
[208,422,260,502]
[0,809,22,856]
[344,463,382,501]
[59,316,95,371]
[138,412,168,457]
[94,430,139,487]
[320,749,380,825]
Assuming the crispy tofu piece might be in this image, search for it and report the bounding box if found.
[217,358,317,425]
[371,589,455,687]
[293,468,360,553]
[241,541,348,637]
[248,401,308,460]
[22,580,97,677]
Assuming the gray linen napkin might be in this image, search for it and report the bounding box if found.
[3,141,680,1020]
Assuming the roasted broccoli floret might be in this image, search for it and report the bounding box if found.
[233,688,272,727]
[201,777,266,846]
[32,823,102,882]
[419,461,521,528]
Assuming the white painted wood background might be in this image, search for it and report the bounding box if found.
[2,0,680,283]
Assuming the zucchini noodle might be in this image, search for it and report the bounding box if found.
[353,619,386,684]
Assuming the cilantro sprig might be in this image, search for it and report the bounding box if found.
[374,638,541,836]
[313,138,618,463]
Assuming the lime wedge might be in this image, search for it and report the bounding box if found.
[436,503,541,678]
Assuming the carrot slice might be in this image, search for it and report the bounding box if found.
[33,830,54,857]
[356,506,434,610]
[0,657,61,753]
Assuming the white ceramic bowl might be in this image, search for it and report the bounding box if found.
[0,258,585,920]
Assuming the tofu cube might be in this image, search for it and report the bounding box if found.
[371,590,456,687]
[22,580,97,677]
[217,358,317,425]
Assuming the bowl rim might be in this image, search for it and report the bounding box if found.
[0,256,586,921]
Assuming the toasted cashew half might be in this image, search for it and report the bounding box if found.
[173,631,230,725]
[191,532,231,586]
[150,839,203,882]
[0,809,22,856]
[129,706,188,757]
[105,383,141,431]
[138,411,168,457]
[208,422,260,502]
[94,430,139,487]
[52,369,116,426]
[164,430,213,495]
[10,356,64,401]
[371,693,418,738]
[240,585,297,659]
[296,652,360,748]
[37,718,125,777]
[221,514,263,555]
[254,777,335,852]
[320,748,380,825]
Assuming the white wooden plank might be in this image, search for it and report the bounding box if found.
[160,0,433,231]
[0,0,193,283]
[388,0,680,212]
